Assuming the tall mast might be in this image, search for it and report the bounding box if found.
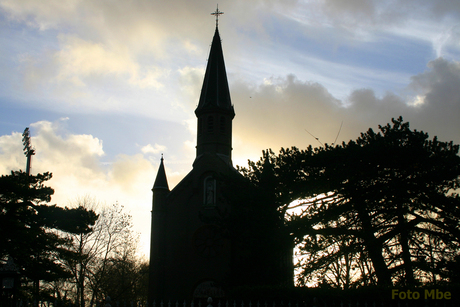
[22,127,35,176]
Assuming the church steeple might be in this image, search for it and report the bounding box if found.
[195,27,234,115]
[195,22,235,161]
[149,10,269,300]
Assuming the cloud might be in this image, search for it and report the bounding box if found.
[405,57,460,140]
[20,34,168,92]
[3,0,459,121]
[317,0,460,27]
[321,0,378,25]
[432,25,460,58]
[1,120,107,204]
[409,57,460,107]
[0,0,220,47]
[178,66,206,108]
[232,57,460,164]
[141,143,167,155]
[21,119,159,204]
[233,74,343,154]
[3,0,214,117]
[0,0,80,30]
[3,0,459,57]
[110,153,155,194]
[0,132,24,172]
[55,35,137,84]
[278,0,460,59]
[54,35,169,89]
[0,119,157,256]
[15,35,180,118]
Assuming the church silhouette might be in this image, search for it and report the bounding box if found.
[148,11,293,301]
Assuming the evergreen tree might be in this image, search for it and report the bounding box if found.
[240,117,460,287]
[286,117,460,286]
[0,170,98,301]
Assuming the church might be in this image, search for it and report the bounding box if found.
[148,9,293,301]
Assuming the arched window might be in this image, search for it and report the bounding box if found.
[203,176,216,207]
[207,116,214,133]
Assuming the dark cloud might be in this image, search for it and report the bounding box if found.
[233,74,342,152]
[407,57,460,143]
[410,57,460,108]
[233,57,460,157]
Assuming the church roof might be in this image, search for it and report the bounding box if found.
[195,27,234,116]
[152,156,169,190]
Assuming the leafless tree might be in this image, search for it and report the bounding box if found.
[62,197,136,307]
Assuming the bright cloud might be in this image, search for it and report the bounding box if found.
[0,132,24,172]
[0,119,156,257]
[56,35,137,83]
[141,143,167,155]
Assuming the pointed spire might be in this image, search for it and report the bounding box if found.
[195,27,234,117]
[153,154,169,190]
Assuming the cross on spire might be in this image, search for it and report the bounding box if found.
[211,5,223,27]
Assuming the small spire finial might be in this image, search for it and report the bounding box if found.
[161,153,164,162]
[211,5,223,27]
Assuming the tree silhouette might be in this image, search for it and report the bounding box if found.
[289,117,460,286]
[239,117,460,287]
[63,201,138,307]
[0,171,98,302]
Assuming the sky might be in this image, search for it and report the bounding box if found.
[1,0,460,258]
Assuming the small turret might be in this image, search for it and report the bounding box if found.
[152,155,169,191]
[149,155,169,301]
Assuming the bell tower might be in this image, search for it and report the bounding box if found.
[195,23,235,162]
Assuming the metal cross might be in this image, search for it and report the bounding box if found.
[211,5,223,27]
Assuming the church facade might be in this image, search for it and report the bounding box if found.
[148,23,239,300]
[148,14,294,300]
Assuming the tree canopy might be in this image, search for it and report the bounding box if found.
[0,170,98,300]
[238,117,460,288]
